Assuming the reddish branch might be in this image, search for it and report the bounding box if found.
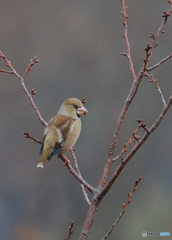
[59,154,94,194]
[23,56,39,78]
[143,2,172,72]
[121,0,136,79]
[98,96,172,201]
[23,131,42,144]
[70,148,91,205]
[143,72,166,107]
[101,177,142,240]
[0,51,47,127]
[113,119,148,162]
[79,2,172,239]
[98,0,172,190]
[65,222,74,240]
[147,53,172,72]
[80,96,172,240]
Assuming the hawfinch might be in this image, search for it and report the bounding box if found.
[37,98,88,168]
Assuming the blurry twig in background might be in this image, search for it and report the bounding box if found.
[101,177,142,240]
[65,222,74,240]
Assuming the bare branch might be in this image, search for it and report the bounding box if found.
[23,56,39,78]
[65,222,74,240]
[143,72,166,107]
[80,3,172,239]
[98,95,172,201]
[0,68,13,74]
[143,3,172,72]
[147,53,172,71]
[121,0,136,79]
[59,154,94,194]
[70,148,91,205]
[152,4,172,48]
[101,177,142,240]
[0,51,47,127]
[23,131,42,144]
[143,44,152,72]
[113,119,148,162]
[98,1,172,190]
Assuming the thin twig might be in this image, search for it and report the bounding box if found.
[121,0,136,79]
[70,148,91,205]
[143,44,152,72]
[65,222,74,240]
[0,51,47,127]
[101,177,142,240]
[143,72,166,107]
[113,119,148,162]
[59,154,94,194]
[23,56,39,78]
[147,53,172,72]
[143,2,172,72]
[23,131,42,144]
[0,68,13,74]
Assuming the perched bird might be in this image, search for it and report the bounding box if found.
[37,98,88,168]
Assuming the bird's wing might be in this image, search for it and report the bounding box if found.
[39,115,75,164]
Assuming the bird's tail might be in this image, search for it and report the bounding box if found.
[37,147,53,168]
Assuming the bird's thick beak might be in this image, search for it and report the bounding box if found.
[76,106,88,116]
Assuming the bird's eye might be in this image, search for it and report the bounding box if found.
[73,104,78,110]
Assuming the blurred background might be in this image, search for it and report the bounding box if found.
[0,0,172,239]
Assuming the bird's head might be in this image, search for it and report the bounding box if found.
[58,98,88,119]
